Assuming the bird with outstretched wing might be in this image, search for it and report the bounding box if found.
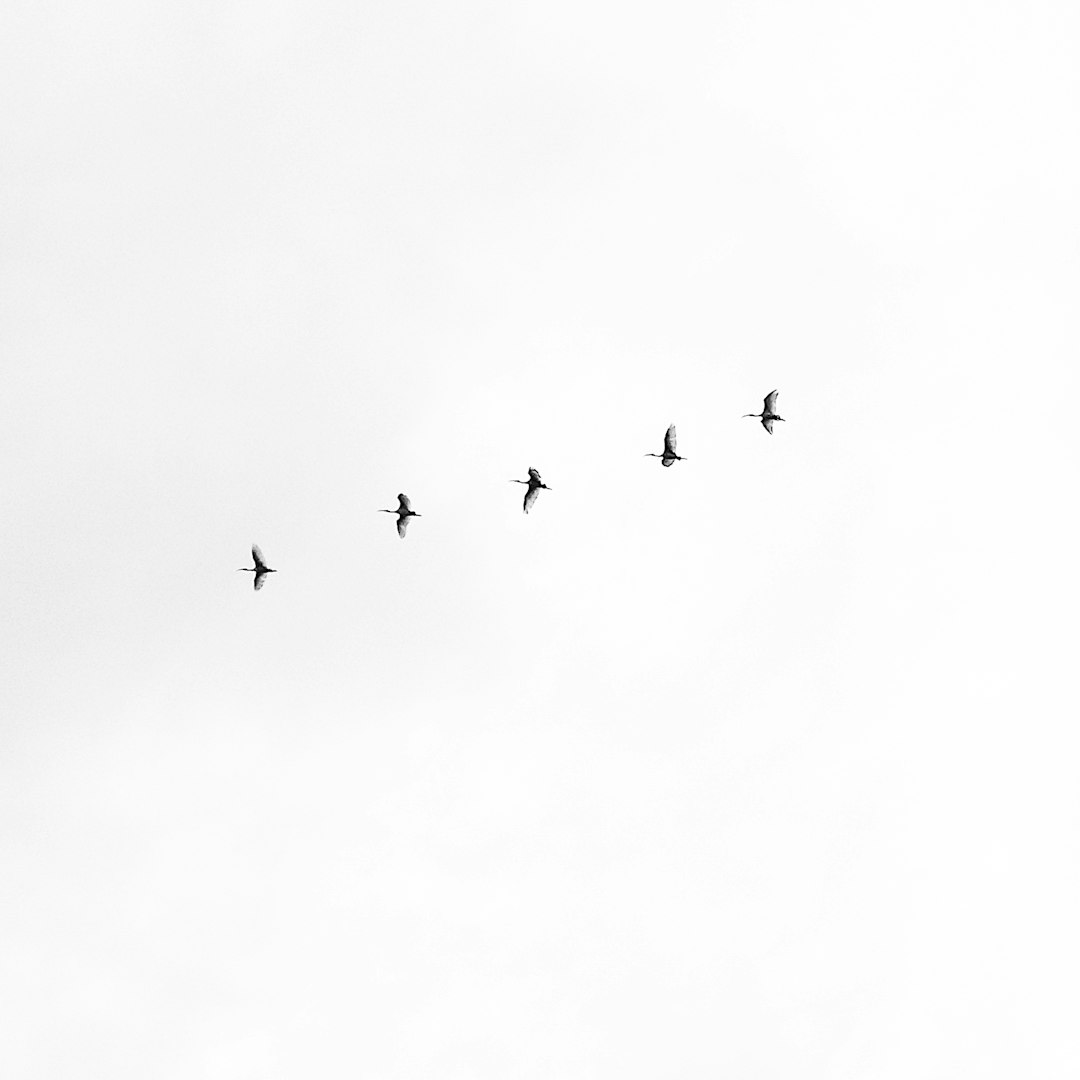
[238,544,276,590]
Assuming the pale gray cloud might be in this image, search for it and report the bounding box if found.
[1,1,1077,1076]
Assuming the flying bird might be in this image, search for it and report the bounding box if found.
[238,544,276,590]
[380,493,421,538]
[743,390,785,434]
[645,424,685,466]
[510,467,550,514]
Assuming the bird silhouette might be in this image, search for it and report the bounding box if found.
[743,390,785,434]
[645,424,685,466]
[238,544,276,590]
[510,467,550,513]
[380,493,421,538]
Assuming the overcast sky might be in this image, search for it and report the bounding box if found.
[2,1,1077,1077]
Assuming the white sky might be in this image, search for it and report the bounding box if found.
[1,1,1077,1076]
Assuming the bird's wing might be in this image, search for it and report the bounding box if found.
[397,515,409,538]
[397,493,411,512]
[523,485,539,514]
[251,544,266,570]
[253,570,267,590]
[664,425,677,454]
[762,417,775,435]
[764,390,779,413]
[527,467,542,484]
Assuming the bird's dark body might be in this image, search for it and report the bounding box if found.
[380,493,421,538]
[646,424,685,466]
[744,391,785,434]
[239,544,276,590]
[512,467,550,513]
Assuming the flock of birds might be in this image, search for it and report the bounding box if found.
[238,390,786,589]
